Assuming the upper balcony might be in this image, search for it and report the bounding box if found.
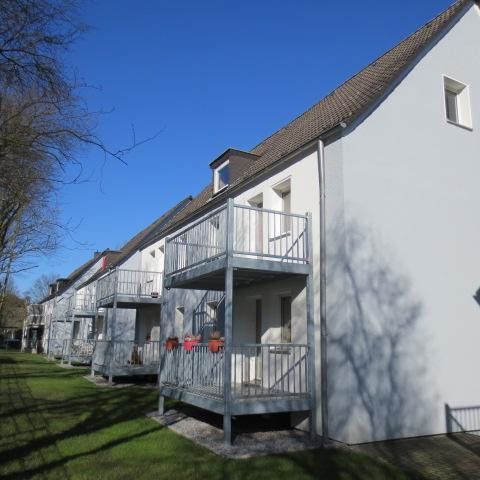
[96,268,163,309]
[66,285,97,317]
[26,304,44,326]
[164,200,311,290]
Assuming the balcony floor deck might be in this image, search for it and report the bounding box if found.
[160,384,310,416]
[165,256,309,290]
[96,295,162,309]
[68,355,92,365]
[93,363,159,377]
[70,309,97,317]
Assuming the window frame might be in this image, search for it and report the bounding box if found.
[214,160,230,193]
[272,177,292,234]
[443,75,473,130]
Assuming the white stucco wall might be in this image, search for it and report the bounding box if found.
[325,3,480,443]
[140,238,165,273]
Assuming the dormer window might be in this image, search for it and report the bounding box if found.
[210,149,259,196]
[214,161,230,193]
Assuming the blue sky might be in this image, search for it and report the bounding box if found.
[17,0,454,293]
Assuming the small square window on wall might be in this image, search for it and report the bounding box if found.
[443,76,472,129]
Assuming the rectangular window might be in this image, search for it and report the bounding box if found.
[95,316,104,339]
[248,194,264,253]
[280,296,292,343]
[445,88,458,123]
[214,161,230,192]
[281,190,291,232]
[444,76,472,128]
[72,321,80,339]
[273,179,292,234]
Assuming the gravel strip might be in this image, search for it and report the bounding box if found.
[147,409,322,458]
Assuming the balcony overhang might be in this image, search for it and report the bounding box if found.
[160,385,310,416]
[165,256,309,290]
[96,294,162,309]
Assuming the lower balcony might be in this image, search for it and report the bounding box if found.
[160,343,311,416]
[61,339,95,365]
[23,325,44,354]
[92,340,160,377]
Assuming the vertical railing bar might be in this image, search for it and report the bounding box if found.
[293,346,297,394]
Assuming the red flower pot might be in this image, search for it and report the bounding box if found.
[165,339,178,351]
[208,339,224,353]
[184,340,199,351]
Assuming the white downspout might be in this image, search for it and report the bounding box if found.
[316,138,329,443]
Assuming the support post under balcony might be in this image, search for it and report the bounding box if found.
[158,265,168,415]
[108,268,119,384]
[223,198,235,445]
[68,308,75,365]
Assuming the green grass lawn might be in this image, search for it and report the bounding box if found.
[0,352,420,480]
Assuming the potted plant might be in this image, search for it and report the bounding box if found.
[165,336,178,351]
[184,334,201,351]
[208,331,224,353]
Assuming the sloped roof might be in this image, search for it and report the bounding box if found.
[40,196,192,300]
[40,251,109,303]
[161,0,473,232]
[76,196,192,288]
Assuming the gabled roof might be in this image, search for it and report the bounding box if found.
[40,250,112,303]
[76,196,192,288]
[161,0,474,233]
[40,197,192,300]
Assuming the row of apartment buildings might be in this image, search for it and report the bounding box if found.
[22,0,480,446]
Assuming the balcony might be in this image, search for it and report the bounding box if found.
[164,200,311,290]
[161,200,315,444]
[160,343,311,416]
[92,340,161,377]
[67,287,97,317]
[26,304,44,326]
[96,269,163,308]
[62,339,95,364]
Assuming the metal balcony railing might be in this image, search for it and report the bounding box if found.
[92,340,161,370]
[66,285,97,315]
[161,343,310,400]
[446,404,480,434]
[165,202,309,277]
[96,269,163,304]
[26,304,44,325]
[111,341,161,368]
[62,339,95,361]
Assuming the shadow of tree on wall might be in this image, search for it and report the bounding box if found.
[327,219,436,443]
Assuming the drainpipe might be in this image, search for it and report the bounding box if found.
[316,122,346,445]
[48,295,58,359]
[316,138,329,444]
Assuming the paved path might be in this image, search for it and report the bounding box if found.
[356,433,480,480]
